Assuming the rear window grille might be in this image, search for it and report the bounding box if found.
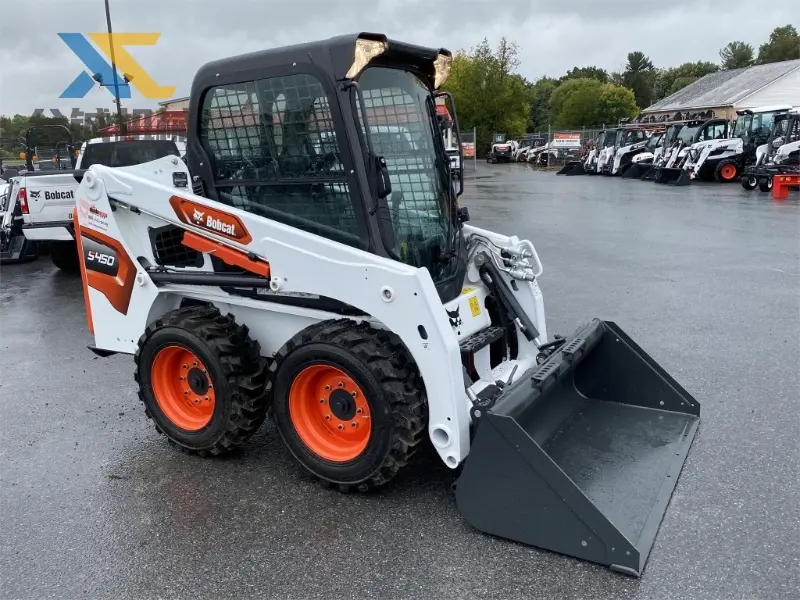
[150,225,203,268]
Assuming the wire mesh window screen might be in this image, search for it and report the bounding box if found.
[199,75,359,244]
[357,67,454,274]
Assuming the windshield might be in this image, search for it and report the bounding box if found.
[595,132,606,148]
[751,112,775,141]
[357,67,457,282]
[604,130,617,146]
[677,125,699,144]
[621,130,647,146]
[81,140,180,168]
[733,115,752,138]
[645,133,662,151]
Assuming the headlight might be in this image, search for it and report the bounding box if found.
[346,37,389,79]
[433,53,452,89]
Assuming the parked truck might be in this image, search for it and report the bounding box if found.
[14,126,184,270]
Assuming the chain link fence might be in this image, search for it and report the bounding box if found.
[476,126,610,168]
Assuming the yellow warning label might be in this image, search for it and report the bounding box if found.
[469,296,481,317]
[460,287,475,295]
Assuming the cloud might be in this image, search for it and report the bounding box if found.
[0,0,796,116]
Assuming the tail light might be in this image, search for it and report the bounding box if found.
[18,187,29,214]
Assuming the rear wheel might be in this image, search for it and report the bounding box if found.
[758,177,773,192]
[50,240,79,272]
[715,160,739,183]
[269,319,426,492]
[134,305,269,455]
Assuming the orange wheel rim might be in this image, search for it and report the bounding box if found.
[721,164,736,180]
[288,364,371,462]
[150,345,216,431]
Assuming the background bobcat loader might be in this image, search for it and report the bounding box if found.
[74,34,700,577]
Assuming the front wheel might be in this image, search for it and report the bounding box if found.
[715,160,739,183]
[268,319,426,492]
[741,175,758,190]
[758,177,773,192]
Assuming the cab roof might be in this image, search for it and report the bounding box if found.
[190,33,451,98]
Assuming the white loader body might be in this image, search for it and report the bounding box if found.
[76,157,548,468]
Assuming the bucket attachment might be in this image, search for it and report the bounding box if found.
[653,167,689,186]
[455,319,700,577]
[640,165,656,181]
[622,162,650,179]
[565,162,586,176]
[557,161,585,175]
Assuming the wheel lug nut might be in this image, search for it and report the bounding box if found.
[356,408,363,414]
[320,398,325,404]
[179,376,184,381]
[351,391,357,397]
[204,396,209,401]
[351,422,357,427]
[338,381,343,388]
[325,414,331,420]
[338,424,344,430]
[184,390,189,395]
[325,385,331,391]
[193,362,198,367]
[183,364,188,369]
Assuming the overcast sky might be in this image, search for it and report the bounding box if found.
[0,0,796,116]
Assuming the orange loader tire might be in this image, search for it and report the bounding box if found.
[714,160,739,183]
[268,319,427,492]
[134,305,269,455]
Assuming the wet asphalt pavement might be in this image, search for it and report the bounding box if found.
[1,164,799,600]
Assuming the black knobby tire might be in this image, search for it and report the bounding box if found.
[134,305,269,455]
[758,177,773,192]
[50,240,79,272]
[268,319,426,492]
[742,176,758,190]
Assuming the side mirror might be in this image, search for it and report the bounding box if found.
[375,156,392,199]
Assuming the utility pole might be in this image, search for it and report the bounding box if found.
[104,0,127,135]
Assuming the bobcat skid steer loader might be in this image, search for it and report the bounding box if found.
[73,34,700,577]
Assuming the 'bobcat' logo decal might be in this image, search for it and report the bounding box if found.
[446,306,462,329]
[192,208,205,223]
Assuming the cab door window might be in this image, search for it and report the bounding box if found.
[199,74,363,248]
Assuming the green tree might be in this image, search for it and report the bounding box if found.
[719,41,755,69]
[622,51,656,109]
[442,37,532,151]
[596,84,639,125]
[653,61,719,100]
[757,25,800,64]
[549,78,637,128]
[560,66,609,83]
[527,77,559,132]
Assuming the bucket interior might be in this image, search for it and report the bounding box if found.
[455,320,700,575]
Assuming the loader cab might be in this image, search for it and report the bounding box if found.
[692,119,729,143]
[188,34,464,303]
[23,125,76,172]
[733,107,785,152]
[644,131,663,152]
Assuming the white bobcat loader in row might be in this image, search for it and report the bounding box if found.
[740,107,800,192]
[73,34,700,577]
[688,105,789,184]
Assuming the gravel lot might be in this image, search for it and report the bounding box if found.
[1,164,798,599]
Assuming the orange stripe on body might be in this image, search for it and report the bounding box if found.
[182,231,270,278]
